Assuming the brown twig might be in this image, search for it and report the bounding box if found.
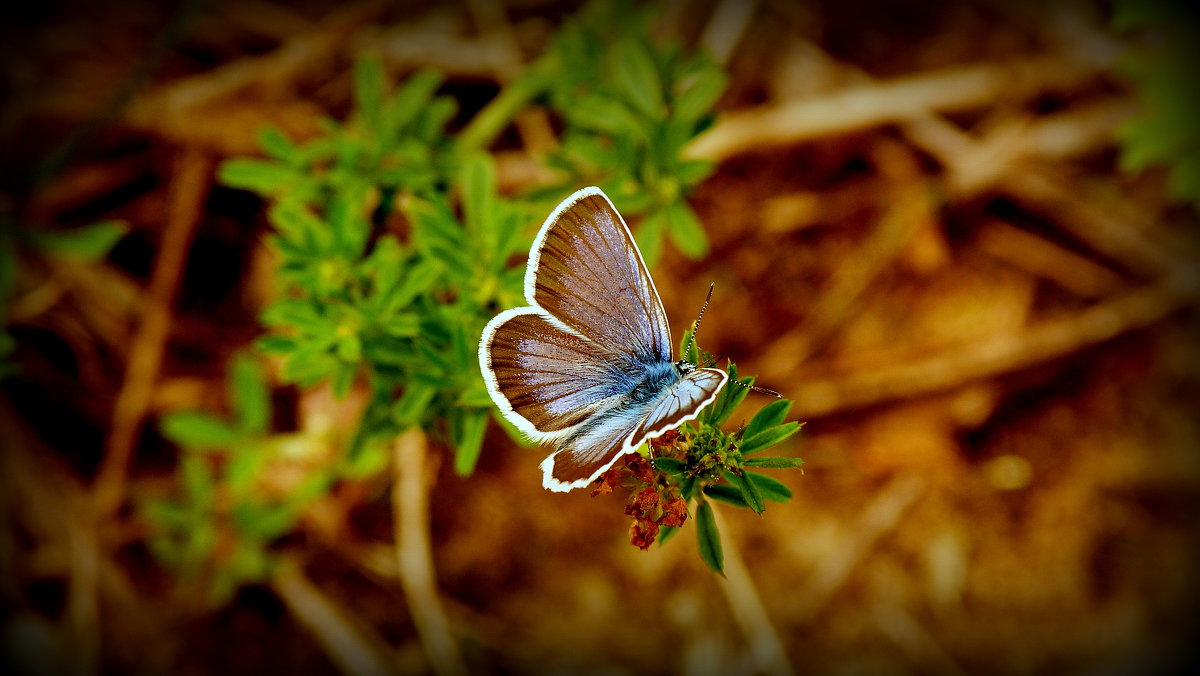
[685,54,1106,161]
[93,147,211,519]
[782,282,1190,418]
[975,219,1124,299]
[273,560,399,676]
[392,429,467,676]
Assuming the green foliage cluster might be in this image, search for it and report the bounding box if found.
[144,354,331,604]
[218,60,530,476]
[1113,0,1200,207]
[537,0,727,262]
[138,0,777,584]
[649,340,803,575]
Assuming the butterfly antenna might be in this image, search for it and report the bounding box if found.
[685,284,715,364]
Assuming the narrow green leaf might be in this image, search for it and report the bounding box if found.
[230,354,270,435]
[680,475,697,500]
[704,369,752,426]
[460,153,496,240]
[219,158,294,194]
[386,69,444,133]
[744,399,792,442]
[354,56,386,134]
[161,412,240,450]
[695,500,724,575]
[673,65,728,123]
[257,126,297,163]
[657,524,680,546]
[453,409,488,476]
[612,38,663,117]
[740,421,801,455]
[634,208,667,266]
[703,483,747,508]
[743,456,805,469]
[727,470,765,514]
[652,457,686,474]
[664,201,708,258]
[28,221,127,262]
[748,471,793,502]
[392,259,444,309]
[179,453,215,507]
[255,334,297,355]
[393,382,436,427]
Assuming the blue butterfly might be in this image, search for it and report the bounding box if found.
[478,187,729,492]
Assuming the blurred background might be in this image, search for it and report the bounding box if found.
[2,0,1198,674]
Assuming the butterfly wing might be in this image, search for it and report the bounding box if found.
[526,187,671,362]
[480,307,637,441]
[540,367,729,492]
[539,402,657,492]
[637,367,729,439]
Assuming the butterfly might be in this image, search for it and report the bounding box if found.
[478,187,730,492]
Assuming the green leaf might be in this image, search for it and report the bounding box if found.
[695,500,724,575]
[652,456,686,474]
[230,354,270,435]
[386,69,444,133]
[161,412,240,450]
[664,201,708,258]
[354,56,387,134]
[28,221,127,262]
[703,365,752,426]
[393,382,436,427]
[179,453,215,507]
[657,524,680,546]
[453,409,488,476]
[612,38,663,117]
[256,334,297,355]
[460,153,496,241]
[740,421,801,455]
[634,208,667,266]
[748,471,793,502]
[673,65,728,123]
[743,456,805,469]
[703,483,748,508]
[727,470,765,514]
[744,399,792,442]
[257,126,298,163]
[219,158,295,194]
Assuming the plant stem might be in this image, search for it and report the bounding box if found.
[392,428,467,676]
[273,561,398,676]
[455,56,555,156]
[710,505,795,676]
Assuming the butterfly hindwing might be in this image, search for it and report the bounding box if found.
[638,367,729,439]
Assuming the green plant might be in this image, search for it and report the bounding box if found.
[195,0,753,585]
[461,0,728,263]
[219,59,534,475]
[537,0,728,262]
[595,337,803,575]
[1113,0,1200,207]
[143,354,331,605]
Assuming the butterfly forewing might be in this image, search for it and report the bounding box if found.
[528,189,672,363]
